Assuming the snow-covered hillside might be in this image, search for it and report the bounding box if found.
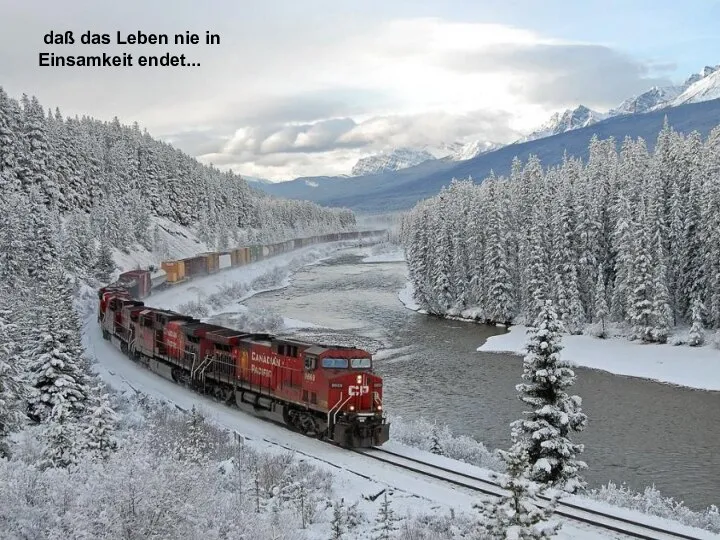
[242,174,274,185]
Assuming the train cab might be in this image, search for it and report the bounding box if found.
[303,345,389,447]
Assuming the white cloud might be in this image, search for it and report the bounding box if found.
[0,3,671,180]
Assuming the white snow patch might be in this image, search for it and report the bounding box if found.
[478,325,720,392]
[398,281,423,312]
[362,249,405,263]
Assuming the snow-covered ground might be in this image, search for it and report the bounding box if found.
[398,281,720,392]
[357,242,406,264]
[477,324,720,392]
[361,249,405,263]
[80,244,719,538]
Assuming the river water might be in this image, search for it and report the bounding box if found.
[242,251,720,511]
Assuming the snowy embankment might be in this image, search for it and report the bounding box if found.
[398,282,720,392]
[361,246,405,263]
[478,325,720,392]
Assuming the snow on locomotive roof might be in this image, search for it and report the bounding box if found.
[303,345,328,355]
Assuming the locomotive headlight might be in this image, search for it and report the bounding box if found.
[356,375,362,383]
[349,405,355,411]
[377,405,382,411]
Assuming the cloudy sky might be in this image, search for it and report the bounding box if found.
[1,0,718,180]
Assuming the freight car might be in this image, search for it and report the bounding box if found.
[103,230,389,301]
[97,287,390,448]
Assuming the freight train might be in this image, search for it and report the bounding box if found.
[113,230,387,298]
[98,229,390,447]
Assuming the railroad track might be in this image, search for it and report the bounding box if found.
[356,447,714,540]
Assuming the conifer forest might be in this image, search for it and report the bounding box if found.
[401,121,720,343]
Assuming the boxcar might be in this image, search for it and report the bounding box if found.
[183,256,206,277]
[118,270,152,298]
[199,252,220,274]
[150,268,167,289]
[219,252,232,270]
[161,260,186,284]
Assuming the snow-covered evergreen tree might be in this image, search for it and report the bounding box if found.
[474,448,561,539]
[593,265,609,338]
[688,297,706,347]
[485,182,516,323]
[511,300,587,492]
[430,423,443,455]
[26,266,90,422]
[0,307,25,457]
[82,390,119,460]
[41,402,84,469]
[95,235,115,283]
[372,492,399,540]
[330,499,346,539]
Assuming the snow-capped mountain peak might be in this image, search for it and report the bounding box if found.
[518,105,607,143]
[448,140,503,161]
[610,85,684,116]
[683,65,720,87]
[671,66,720,107]
[350,147,435,176]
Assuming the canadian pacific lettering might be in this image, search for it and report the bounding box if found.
[251,350,282,367]
[250,365,272,378]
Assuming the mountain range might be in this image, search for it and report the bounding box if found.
[247,65,720,212]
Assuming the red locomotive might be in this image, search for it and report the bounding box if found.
[98,287,390,448]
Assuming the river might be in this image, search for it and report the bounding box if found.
[240,250,720,511]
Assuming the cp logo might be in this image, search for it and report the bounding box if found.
[348,385,369,396]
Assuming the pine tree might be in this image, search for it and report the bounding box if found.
[526,207,550,323]
[474,448,561,539]
[430,423,443,455]
[688,297,706,347]
[650,237,673,344]
[485,185,515,323]
[593,265,609,338]
[179,405,213,463]
[372,492,399,540]
[627,201,654,341]
[511,299,587,491]
[0,87,23,192]
[82,390,119,460]
[41,402,83,469]
[0,307,25,457]
[330,499,345,539]
[26,266,90,422]
[346,500,361,532]
[95,235,116,283]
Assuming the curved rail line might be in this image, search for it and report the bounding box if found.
[355,447,711,540]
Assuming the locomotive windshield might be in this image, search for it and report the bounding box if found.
[322,358,349,368]
[350,358,371,368]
